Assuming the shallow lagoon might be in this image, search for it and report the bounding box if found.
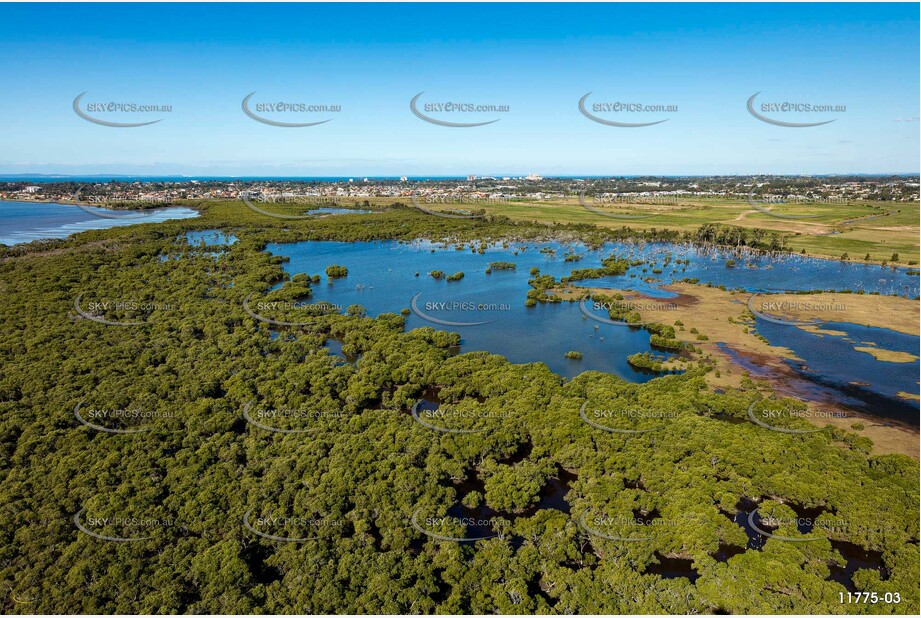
[755,320,919,423]
[264,239,919,420]
[266,240,667,382]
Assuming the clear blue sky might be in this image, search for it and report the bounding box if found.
[1,2,918,176]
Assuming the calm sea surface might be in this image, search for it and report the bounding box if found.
[0,200,199,245]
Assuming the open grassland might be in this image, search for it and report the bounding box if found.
[415,196,920,265]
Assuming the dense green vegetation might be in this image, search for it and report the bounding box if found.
[560,255,631,284]
[0,200,917,614]
[626,352,668,372]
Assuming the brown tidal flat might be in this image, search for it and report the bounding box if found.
[558,282,920,457]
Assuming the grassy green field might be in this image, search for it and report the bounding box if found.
[316,195,918,264]
[470,196,919,265]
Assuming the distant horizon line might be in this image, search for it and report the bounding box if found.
[1,173,918,181]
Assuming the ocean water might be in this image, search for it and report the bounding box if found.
[0,200,200,245]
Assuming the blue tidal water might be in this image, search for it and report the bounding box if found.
[0,200,199,246]
[753,320,919,423]
[264,240,919,421]
[264,240,667,381]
